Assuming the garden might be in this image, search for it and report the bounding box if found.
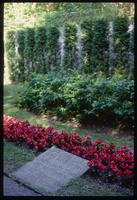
[4,3,134,196]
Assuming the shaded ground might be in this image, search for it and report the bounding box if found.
[4,173,133,197]
[12,146,89,194]
[4,175,41,196]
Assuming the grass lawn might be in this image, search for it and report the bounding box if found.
[3,83,134,196]
[4,139,35,174]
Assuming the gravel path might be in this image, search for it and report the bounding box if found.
[3,175,41,196]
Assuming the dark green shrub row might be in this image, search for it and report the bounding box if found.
[113,16,130,69]
[24,28,35,75]
[91,19,109,72]
[16,72,134,128]
[64,23,77,68]
[34,27,47,73]
[5,16,134,82]
[16,30,26,81]
[46,27,60,70]
[81,20,93,72]
[5,30,27,82]
[5,31,16,82]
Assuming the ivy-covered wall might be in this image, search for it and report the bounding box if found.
[5,16,134,82]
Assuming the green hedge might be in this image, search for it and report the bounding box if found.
[64,23,77,68]
[34,27,47,73]
[128,21,134,76]
[24,28,35,76]
[81,20,93,72]
[46,27,60,71]
[16,72,134,128]
[113,16,130,70]
[5,17,133,82]
[91,19,109,72]
[5,31,16,82]
[15,30,25,81]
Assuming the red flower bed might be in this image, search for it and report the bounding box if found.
[3,115,134,187]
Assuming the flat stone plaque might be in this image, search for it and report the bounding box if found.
[12,146,89,194]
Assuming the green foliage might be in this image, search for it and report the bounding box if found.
[5,3,134,32]
[15,30,25,81]
[34,27,47,73]
[24,28,35,76]
[128,20,134,77]
[81,20,93,72]
[46,27,60,70]
[5,16,134,82]
[91,19,109,72]
[17,72,134,128]
[113,16,130,69]
[5,31,16,82]
[64,23,77,68]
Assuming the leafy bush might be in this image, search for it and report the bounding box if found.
[17,72,134,128]
[4,115,134,188]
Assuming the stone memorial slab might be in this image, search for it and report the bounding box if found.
[12,146,89,194]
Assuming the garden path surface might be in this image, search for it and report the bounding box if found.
[4,175,41,196]
[11,146,89,195]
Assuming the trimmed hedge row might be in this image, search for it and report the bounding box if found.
[16,72,134,128]
[4,115,134,188]
[81,20,93,72]
[16,30,25,81]
[5,17,134,82]
[24,28,35,75]
[46,27,60,70]
[5,31,16,82]
[113,16,130,69]
[91,19,109,72]
[34,27,47,73]
[64,23,77,68]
